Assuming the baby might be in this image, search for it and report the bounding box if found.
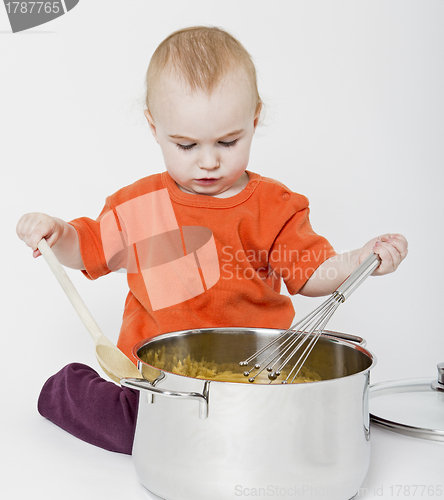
[16,26,408,454]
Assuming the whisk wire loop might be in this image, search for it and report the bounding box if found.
[240,253,381,384]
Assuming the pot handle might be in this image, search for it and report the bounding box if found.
[321,330,367,347]
[121,378,210,419]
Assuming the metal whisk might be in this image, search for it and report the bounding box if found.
[240,253,381,384]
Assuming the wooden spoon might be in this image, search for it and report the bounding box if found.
[37,238,142,384]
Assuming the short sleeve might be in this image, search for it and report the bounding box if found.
[69,200,114,280]
[268,207,336,295]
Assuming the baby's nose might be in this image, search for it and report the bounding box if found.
[198,149,220,170]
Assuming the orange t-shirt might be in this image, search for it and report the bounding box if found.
[69,171,336,364]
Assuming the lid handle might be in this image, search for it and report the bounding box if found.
[431,362,444,392]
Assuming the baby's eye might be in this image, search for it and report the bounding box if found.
[177,143,196,151]
[219,139,238,148]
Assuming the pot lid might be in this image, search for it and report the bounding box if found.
[369,363,444,442]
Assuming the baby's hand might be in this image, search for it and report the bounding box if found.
[359,233,408,275]
[16,212,64,258]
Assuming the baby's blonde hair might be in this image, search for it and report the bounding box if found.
[145,26,262,115]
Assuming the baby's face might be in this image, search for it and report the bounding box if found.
[145,70,260,198]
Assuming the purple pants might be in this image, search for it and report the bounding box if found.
[38,363,139,455]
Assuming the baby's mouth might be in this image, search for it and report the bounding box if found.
[195,178,219,185]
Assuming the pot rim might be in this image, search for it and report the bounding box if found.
[131,327,377,386]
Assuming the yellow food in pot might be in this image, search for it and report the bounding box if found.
[142,346,322,384]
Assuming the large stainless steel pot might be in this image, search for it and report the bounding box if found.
[122,328,375,500]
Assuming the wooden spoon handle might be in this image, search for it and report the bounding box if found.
[37,238,103,343]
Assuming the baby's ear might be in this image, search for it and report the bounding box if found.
[253,102,263,130]
[144,109,158,141]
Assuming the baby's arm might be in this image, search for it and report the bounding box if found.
[299,234,408,297]
[16,213,84,270]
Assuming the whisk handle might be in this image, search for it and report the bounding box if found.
[336,253,381,300]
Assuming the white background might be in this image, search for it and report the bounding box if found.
[1,1,443,499]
